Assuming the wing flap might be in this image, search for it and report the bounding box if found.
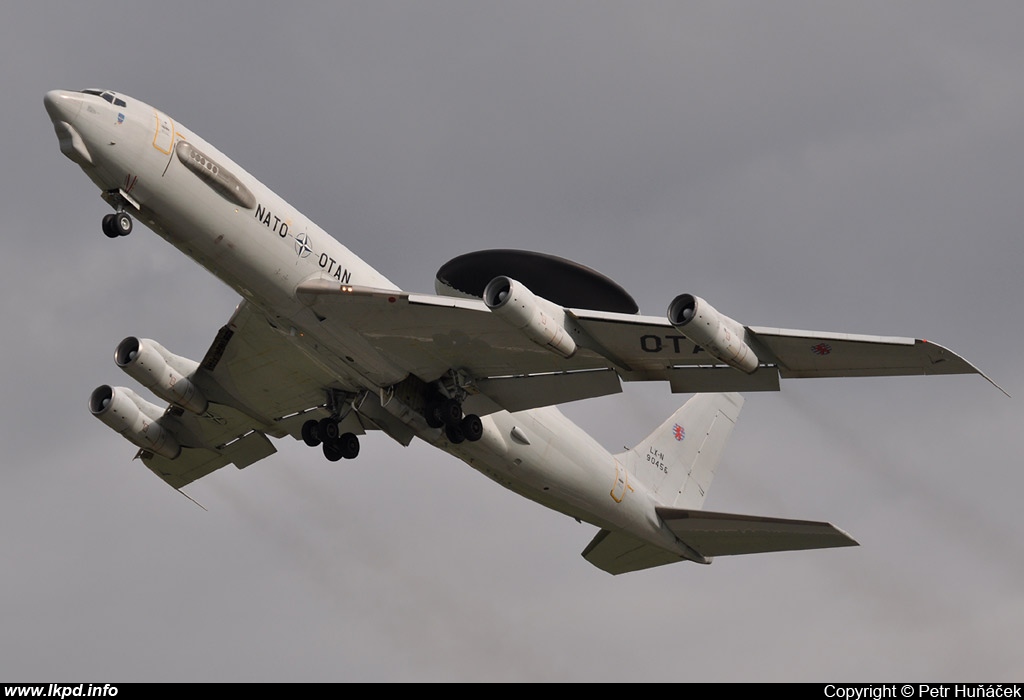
[141,423,278,489]
[161,401,268,454]
[141,447,231,490]
[617,365,781,393]
[473,369,622,413]
[657,506,858,557]
[220,430,277,470]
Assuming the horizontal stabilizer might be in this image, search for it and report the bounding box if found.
[581,529,684,575]
[657,506,858,557]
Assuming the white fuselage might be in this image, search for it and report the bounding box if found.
[46,89,687,559]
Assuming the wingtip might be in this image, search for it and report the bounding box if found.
[922,338,1010,398]
[176,488,208,511]
[988,376,1012,399]
[966,364,1010,398]
[972,368,1010,398]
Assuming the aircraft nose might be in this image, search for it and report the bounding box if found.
[45,90,93,166]
[44,89,83,124]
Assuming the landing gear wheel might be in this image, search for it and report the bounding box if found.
[102,214,119,239]
[338,432,360,460]
[301,419,322,447]
[460,414,483,442]
[113,211,133,236]
[445,423,465,444]
[321,433,359,461]
[425,398,445,429]
[440,398,463,426]
[322,439,344,462]
[319,417,339,441]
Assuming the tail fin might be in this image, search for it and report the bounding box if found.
[616,392,743,509]
[589,393,858,574]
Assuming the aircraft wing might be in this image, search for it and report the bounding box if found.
[294,281,996,414]
[746,326,990,380]
[138,280,998,489]
[138,301,407,489]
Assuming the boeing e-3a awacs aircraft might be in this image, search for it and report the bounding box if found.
[45,88,998,574]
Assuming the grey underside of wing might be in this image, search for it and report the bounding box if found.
[142,428,276,490]
[747,326,983,378]
[198,301,366,430]
[298,286,991,410]
[298,287,786,408]
[301,289,641,378]
[142,301,363,489]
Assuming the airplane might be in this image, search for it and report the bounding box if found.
[44,88,1000,574]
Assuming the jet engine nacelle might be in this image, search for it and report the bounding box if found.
[667,294,759,374]
[483,276,577,358]
[89,385,181,460]
[114,337,208,414]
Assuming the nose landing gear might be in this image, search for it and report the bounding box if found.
[102,211,133,238]
[100,188,137,238]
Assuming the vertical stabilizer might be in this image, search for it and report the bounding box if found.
[616,393,743,509]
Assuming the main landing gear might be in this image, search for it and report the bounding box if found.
[299,382,483,464]
[424,394,483,445]
[301,417,360,462]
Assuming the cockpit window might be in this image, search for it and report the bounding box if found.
[79,89,127,108]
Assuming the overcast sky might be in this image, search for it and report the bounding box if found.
[3,1,1022,682]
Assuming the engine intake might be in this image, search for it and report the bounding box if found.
[89,385,181,459]
[114,337,208,414]
[667,294,759,374]
[484,276,577,358]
